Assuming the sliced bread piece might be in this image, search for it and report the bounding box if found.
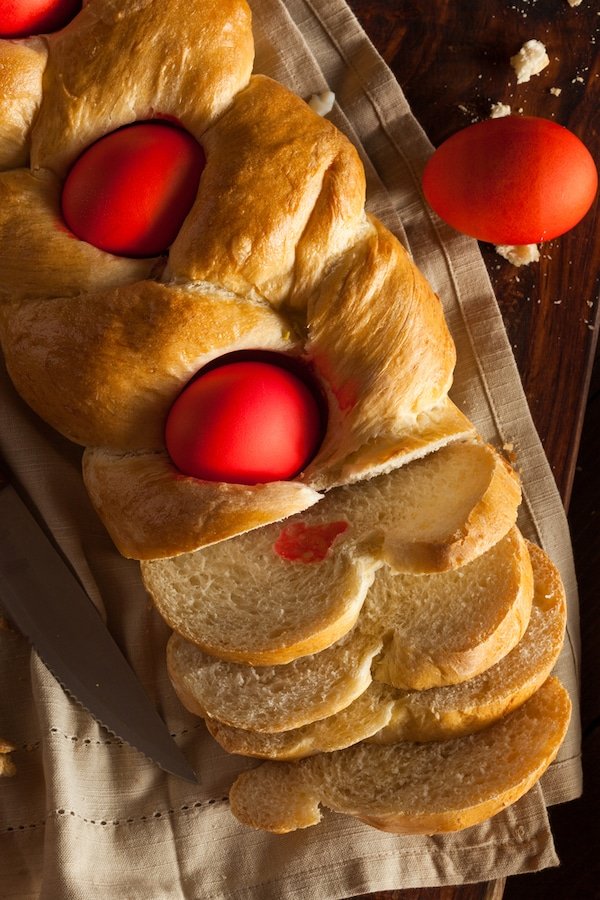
[204,542,565,758]
[229,676,571,834]
[167,625,383,733]
[371,542,564,740]
[371,527,533,691]
[147,514,378,666]
[167,529,532,732]
[143,439,520,665]
[206,682,398,759]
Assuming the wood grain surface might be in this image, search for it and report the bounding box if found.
[343,1,600,898]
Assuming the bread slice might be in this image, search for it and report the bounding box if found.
[168,623,383,733]
[229,676,571,834]
[372,542,563,739]
[144,440,521,665]
[371,527,532,691]
[206,542,564,758]
[167,529,533,732]
[206,683,398,759]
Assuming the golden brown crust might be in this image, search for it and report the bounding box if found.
[0,38,47,170]
[1,281,295,449]
[0,169,158,303]
[83,448,322,559]
[301,217,457,487]
[0,51,467,557]
[169,75,367,307]
[0,7,467,562]
[31,0,254,177]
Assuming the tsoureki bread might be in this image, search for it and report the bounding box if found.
[0,0,570,836]
[0,1,473,560]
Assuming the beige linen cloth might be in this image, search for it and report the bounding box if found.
[0,0,582,897]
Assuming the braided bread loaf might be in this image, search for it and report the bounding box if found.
[0,0,475,561]
[0,0,569,836]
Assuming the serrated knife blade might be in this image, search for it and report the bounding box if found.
[0,482,197,783]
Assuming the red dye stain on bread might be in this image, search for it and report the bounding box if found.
[274,521,349,563]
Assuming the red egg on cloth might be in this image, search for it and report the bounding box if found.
[0,0,81,37]
[61,121,205,257]
[422,116,598,245]
[165,361,325,485]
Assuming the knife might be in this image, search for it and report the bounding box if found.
[0,480,198,783]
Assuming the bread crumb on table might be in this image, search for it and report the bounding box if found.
[510,40,550,84]
[495,244,540,266]
[502,442,518,466]
[490,102,512,118]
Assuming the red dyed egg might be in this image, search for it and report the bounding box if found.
[422,116,598,245]
[165,361,324,485]
[61,121,205,257]
[0,0,80,37]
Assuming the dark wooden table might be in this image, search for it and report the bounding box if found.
[345,1,600,899]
